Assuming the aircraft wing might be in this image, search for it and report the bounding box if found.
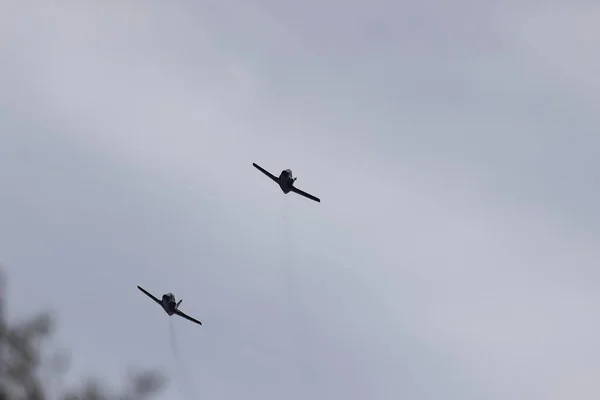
[137,285,162,306]
[291,186,321,203]
[252,163,279,184]
[174,309,202,326]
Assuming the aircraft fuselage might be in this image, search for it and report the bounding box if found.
[162,293,177,315]
[278,169,296,193]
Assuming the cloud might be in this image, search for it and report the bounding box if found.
[1,1,599,399]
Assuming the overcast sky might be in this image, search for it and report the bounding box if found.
[1,1,599,399]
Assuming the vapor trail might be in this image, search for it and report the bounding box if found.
[168,319,199,400]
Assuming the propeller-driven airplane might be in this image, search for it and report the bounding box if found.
[137,285,202,326]
[252,163,320,203]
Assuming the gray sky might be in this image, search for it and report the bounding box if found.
[1,1,599,399]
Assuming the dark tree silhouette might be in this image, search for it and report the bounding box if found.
[0,271,166,400]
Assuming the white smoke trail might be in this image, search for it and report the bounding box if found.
[281,195,294,268]
[168,318,200,400]
[280,196,311,385]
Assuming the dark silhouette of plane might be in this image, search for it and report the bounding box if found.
[137,285,202,325]
[252,163,320,203]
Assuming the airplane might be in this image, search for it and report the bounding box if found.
[252,163,320,203]
[137,285,202,326]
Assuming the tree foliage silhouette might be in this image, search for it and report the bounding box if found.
[0,271,166,400]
